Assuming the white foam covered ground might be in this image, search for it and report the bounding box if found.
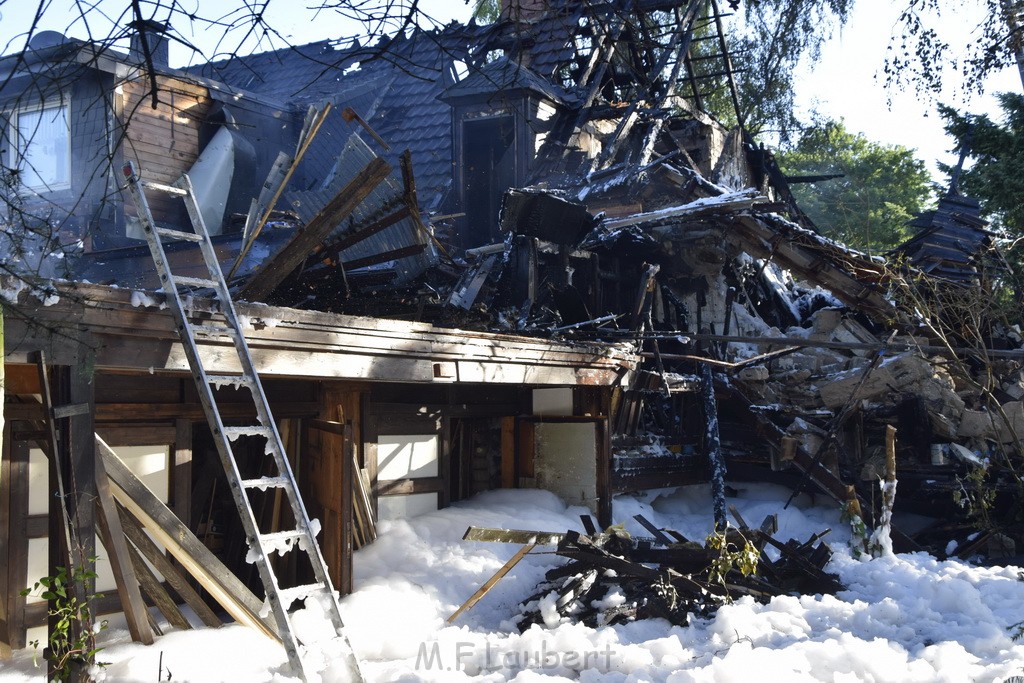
[2,485,1024,682]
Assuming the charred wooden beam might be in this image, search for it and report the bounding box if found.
[239,157,391,302]
[701,363,727,531]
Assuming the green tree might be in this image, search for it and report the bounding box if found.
[472,0,500,23]
[729,0,853,139]
[777,120,933,253]
[886,0,1024,97]
[677,0,853,139]
[940,93,1024,234]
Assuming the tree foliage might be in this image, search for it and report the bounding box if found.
[885,0,1024,98]
[940,92,1024,235]
[725,0,853,139]
[777,120,933,253]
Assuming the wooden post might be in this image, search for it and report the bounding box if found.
[41,348,96,680]
[596,417,612,529]
[701,363,727,531]
[500,417,515,488]
[4,439,27,651]
[0,421,11,659]
[884,425,897,484]
[0,305,4,484]
[868,425,898,558]
[340,423,354,596]
[172,419,193,527]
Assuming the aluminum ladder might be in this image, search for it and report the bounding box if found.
[121,162,362,682]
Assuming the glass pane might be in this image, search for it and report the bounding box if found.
[18,104,69,188]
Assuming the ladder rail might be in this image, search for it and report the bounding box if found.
[174,174,344,611]
[122,165,287,617]
[121,163,361,681]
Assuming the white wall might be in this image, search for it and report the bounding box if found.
[376,434,439,522]
[24,444,170,644]
[533,422,597,513]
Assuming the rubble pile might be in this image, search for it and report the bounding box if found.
[514,516,841,630]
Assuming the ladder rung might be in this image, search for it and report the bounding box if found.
[207,374,253,387]
[261,529,304,544]
[278,582,327,609]
[191,323,236,337]
[242,476,290,490]
[175,275,219,289]
[155,227,203,242]
[140,180,188,196]
[223,425,273,440]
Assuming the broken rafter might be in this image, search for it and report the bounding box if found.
[229,103,333,280]
[315,206,412,259]
[709,0,744,127]
[447,544,535,623]
[341,243,427,271]
[238,157,392,302]
[601,189,766,232]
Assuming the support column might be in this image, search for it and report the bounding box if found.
[45,345,96,679]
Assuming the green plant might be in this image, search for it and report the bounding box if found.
[953,463,997,531]
[21,560,108,681]
[705,528,760,600]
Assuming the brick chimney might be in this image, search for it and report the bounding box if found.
[129,19,169,68]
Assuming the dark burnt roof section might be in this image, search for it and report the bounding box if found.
[192,24,491,211]
[894,192,1006,283]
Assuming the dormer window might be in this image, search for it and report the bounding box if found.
[8,101,70,191]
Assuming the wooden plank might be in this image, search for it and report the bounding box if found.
[340,424,354,596]
[230,103,331,279]
[96,425,176,446]
[124,137,198,162]
[94,402,320,421]
[172,420,193,526]
[94,455,155,644]
[326,206,411,253]
[341,243,427,271]
[116,503,221,629]
[124,541,191,632]
[355,465,376,546]
[462,526,564,545]
[447,544,534,623]
[4,364,41,393]
[239,157,392,302]
[97,436,279,640]
[376,478,443,496]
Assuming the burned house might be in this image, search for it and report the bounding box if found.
[1,0,1022,675]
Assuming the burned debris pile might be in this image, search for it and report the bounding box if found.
[456,515,840,631]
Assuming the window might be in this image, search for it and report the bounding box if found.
[9,102,70,191]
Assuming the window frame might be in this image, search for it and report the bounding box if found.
[7,98,72,193]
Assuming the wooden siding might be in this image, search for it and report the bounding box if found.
[118,74,211,225]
